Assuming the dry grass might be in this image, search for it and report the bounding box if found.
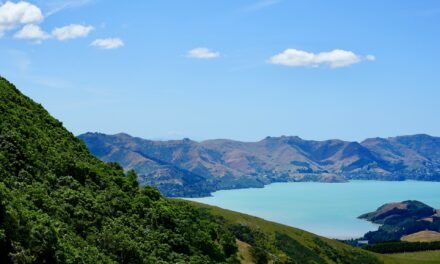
[402,231,440,242]
[236,239,253,264]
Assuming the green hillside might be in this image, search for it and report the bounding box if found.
[0,77,239,263]
[188,201,440,264]
[187,201,381,263]
[0,76,392,263]
[382,251,440,264]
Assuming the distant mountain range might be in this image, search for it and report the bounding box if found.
[78,133,440,197]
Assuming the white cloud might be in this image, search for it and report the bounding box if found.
[366,54,376,61]
[1,1,97,43]
[14,24,49,40]
[52,24,93,40]
[0,1,44,36]
[91,38,124,49]
[268,49,374,68]
[187,47,220,59]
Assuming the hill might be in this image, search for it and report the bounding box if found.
[0,77,245,262]
[402,231,440,243]
[79,132,440,197]
[187,201,381,264]
[186,201,440,264]
[359,201,440,243]
[0,76,385,263]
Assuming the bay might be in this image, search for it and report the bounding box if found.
[186,180,440,239]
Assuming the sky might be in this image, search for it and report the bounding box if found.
[0,0,439,142]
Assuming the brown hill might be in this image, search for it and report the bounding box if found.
[79,133,440,197]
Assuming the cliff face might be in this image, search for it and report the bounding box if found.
[79,132,440,197]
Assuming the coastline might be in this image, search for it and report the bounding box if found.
[184,180,440,238]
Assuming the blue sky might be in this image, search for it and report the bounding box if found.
[0,0,439,141]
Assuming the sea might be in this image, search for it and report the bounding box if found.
[186,180,440,239]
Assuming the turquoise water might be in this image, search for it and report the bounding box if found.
[187,181,440,239]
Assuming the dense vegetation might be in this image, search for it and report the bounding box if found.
[0,77,239,263]
[363,241,440,254]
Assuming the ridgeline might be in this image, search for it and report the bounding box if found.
[79,132,440,197]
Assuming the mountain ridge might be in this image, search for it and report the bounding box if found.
[79,132,440,197]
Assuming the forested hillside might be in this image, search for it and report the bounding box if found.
[0,77,238,263]
[0,76,383,263]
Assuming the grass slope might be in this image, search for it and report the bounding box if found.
[382,250,440,264]
[236,240,253,264]
[188,201,440,264]
[402,231,440,243]
[187,201,382,264]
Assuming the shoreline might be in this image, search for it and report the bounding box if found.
[183,180,440,239]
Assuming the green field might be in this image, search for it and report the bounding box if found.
[380,251,440,264]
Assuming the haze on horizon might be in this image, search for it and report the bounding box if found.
[0,0,439,142]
